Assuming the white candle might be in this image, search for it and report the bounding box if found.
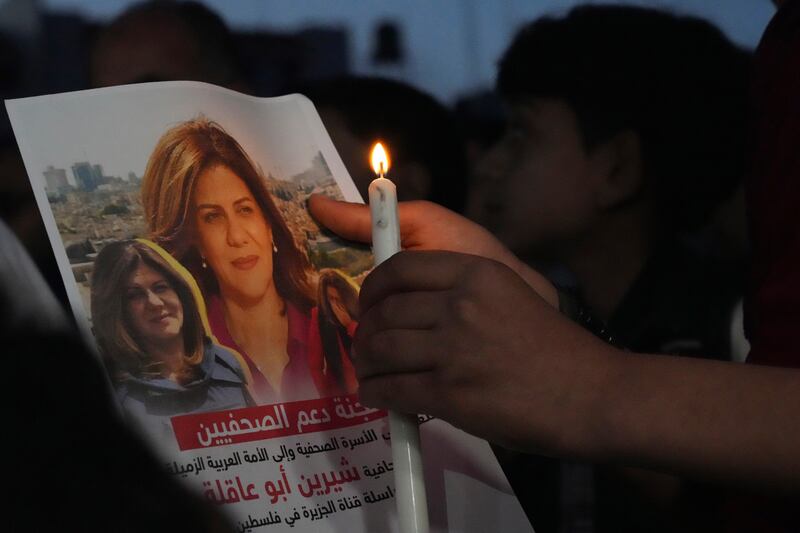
[368,142,429,533]
[369,176,401,264]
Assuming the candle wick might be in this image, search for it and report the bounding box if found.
[379,161,385,179]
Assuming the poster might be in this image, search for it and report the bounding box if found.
[6,81,533,532]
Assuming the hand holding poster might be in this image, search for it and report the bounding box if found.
[6,82,533,532]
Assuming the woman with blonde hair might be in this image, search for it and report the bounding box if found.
[91,240,250,435]
[141,117,319,403]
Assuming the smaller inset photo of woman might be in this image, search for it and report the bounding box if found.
[90,239,253,436]
[309,269,360,397]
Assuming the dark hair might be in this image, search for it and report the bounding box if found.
[301,76,468,212]
[497,5,751,236]
[317,269,359,390]
[141,116,315,312]
[90,240,205,384]
[92,0,243,87]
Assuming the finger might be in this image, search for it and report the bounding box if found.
[360,250,478,312]
[355,291,443,341]
[358,372,442,416]
[308,194,372,244]
[353,329,438,380]
[309,195,431,246]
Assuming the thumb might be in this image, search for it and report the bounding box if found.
[308,194,373,244]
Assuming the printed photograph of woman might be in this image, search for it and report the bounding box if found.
[141,117,324,404]
[90,239,252,438]
[309,269,360,396]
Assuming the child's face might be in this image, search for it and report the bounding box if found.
[468,98,600,260]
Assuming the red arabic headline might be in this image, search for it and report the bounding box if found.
[171,394,387,451]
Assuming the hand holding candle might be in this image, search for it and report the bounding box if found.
[368,142,430,533]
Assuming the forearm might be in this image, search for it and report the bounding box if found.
[344,228,800,490]
[504,257,559,308]
[580,350,800,491]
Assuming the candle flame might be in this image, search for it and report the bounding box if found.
[370,142,391,176]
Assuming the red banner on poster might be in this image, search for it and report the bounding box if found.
[171,395,386,450]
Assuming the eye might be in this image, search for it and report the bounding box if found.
[126,288,145,301]
[202,210,222,224]
[237,204,255,215]
[152,281,171,294]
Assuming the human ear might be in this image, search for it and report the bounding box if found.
[590,130,643,211]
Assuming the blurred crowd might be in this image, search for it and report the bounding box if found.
[1,1,786,532]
